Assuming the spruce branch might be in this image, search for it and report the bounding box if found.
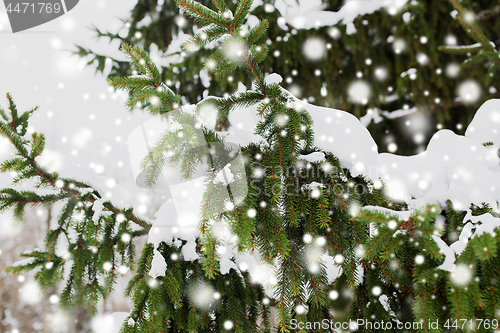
[1,94,153,314]
[2,0,498,330]
[175,0,229,29]
[232,0,253,28]
[66,0,500,330]
[440,0,500,71]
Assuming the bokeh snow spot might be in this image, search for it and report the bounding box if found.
[348,80,371,104]
[303,37,326,61]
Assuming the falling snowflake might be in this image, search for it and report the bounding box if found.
[303,234,313,243]
[392,38,406,54]
[387,143,397,153]
[445,34,457,45]
[445,63,460,78]
[416,52,429,65]
[121,233,131,243]
[388,220,398,229]
[371,286,382,296]
[303,37,326,61]
[450,264,471,286]
[118,265,129,274]
[103,262,113,271]
[19,281,41,305]
[329,290,339,300]
[457,80,481,104]
[334,254,344,264]
[348,80,371,104]
[328,27,341,39]
[224,320,234,330]
[49,294,59,304]
[295,304,306,314]
[374,67,389,81]
[415,254,425,265]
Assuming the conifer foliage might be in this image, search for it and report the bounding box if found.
[73,0,500,156]
[2,0,500,332]
[107,1,388,330]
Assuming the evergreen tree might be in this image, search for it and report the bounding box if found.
[2,0,500,332]
[74,0,500,155]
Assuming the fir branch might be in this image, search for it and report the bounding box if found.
[109,76,154,91]
[461,52,488,68]
[438,43,483,54]
[182,25,227,51]
[176,0,229,29]
[250,44,269,65]
[1,94,154,315]
[211,0,227,12]
[444,0,500,70]
[121,44,162,85]
[232,0,253,28]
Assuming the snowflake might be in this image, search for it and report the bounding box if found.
[371,286,382,296]
[329,290,339,300]
[415,254,425,265]
[224,320,234,330]
[450,264,472,286]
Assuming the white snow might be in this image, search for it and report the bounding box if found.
[361,206,412,221]
[92,312,129,333]
[383,107,417,119]
[149,248,167,277]
[400,68,416,78]
[265,73,283,84]
[360,107,417,127]
[378,128,500,209]
[148,198,200,262]
[435,209,500,272]
[302,181,326,191]
[466,99,500,145]
[214,163,234,185]
[470,213,500,238]
[449,222,473,255]
[282,0,407,34]
[91,199,104,223]
[294,99,379,179]
[360,109,384,126]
